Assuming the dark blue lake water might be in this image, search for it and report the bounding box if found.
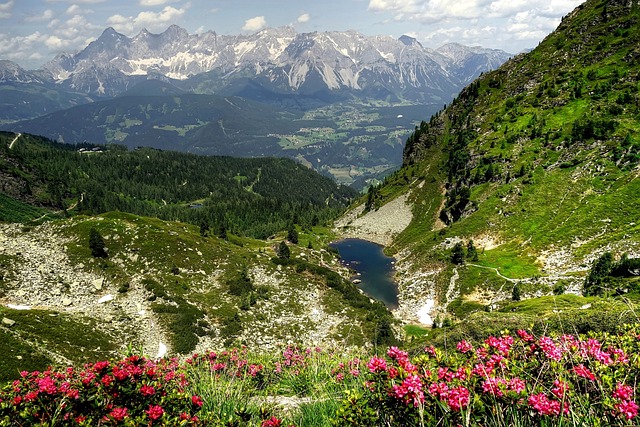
[329,238,399,309]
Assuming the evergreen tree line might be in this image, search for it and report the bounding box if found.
[0,134,356,238]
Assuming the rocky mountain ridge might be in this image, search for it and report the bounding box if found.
[0,26,512,101]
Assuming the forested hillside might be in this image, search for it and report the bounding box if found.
[0,132,355,238]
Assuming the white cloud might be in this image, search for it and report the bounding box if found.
[368,0,418,12]
[139,0,176,6]
[368,0,581,50]
[0,0,14,19]
[45,0,106,3]
[106,6,186,33]
[25,9,55,22]
[242,16,267,32]
[368,0,581,22]
[47,18,61,28]
[297,13,310,23]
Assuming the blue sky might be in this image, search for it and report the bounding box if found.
[1,0,583,69]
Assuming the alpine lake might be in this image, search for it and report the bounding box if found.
[329,238,399,309]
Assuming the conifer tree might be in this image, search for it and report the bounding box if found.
[89,227,107,258]
[276,241,290,259]
[451,242,465,265]
[467,240,479,262]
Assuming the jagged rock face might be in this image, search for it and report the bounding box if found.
[0,60,44,84]
[30,26,512,99]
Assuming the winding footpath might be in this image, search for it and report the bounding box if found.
[8,133,21,150]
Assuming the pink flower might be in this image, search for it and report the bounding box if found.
[610,348,629,364]
[508,378,526,394]
[528,393,569,416]
[387,346,408,361]
[615,400,639,420]
[93,361,110,372]
[262,416,282,427]
[482,377,506,397]
[485,335,513,356]
[248,364,263,377]
[146,404,164,421]
[428,382,449,399]
[24,391,39,402]
[424,345,437,356]
[109,407,128,421]
[393,374,424,407]
[517,329,535,342]
[113,366,129,381]
[551,380,569,399]
[367,357,387,373]
[447,386,470,412]
[453,367,468,381]
[37,377,57,394]
[140,384,156,396]
[456,340,473,353]
[572,364,596,380]
[191,395,203,407]
[100,375,113,387]
[437,367,453,382]
[538,336,563,361]
[613,383,634,401]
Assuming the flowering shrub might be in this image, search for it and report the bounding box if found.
[2,327,639,426]
[335,324,640,426]
[0,348,303,426]
[0,355,203,425]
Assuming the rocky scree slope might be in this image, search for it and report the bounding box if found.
[0,212,389,378]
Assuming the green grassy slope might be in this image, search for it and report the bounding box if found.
[377,0,640,322]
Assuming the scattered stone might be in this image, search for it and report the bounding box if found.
[7,304,31,310]
[62,298,73,306]
[2,317,16,327]
[93,279,103,291]
[156,342,167,359]
[98,294,114,304]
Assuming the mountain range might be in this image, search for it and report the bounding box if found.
[4,25,510,101]
[0,26,512,187]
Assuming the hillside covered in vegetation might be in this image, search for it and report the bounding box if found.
[0,132,356,238]
[340,0,640,329]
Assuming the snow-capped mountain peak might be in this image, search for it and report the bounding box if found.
[36,25,512,99]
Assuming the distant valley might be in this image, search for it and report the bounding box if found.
[0,26,512,188]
